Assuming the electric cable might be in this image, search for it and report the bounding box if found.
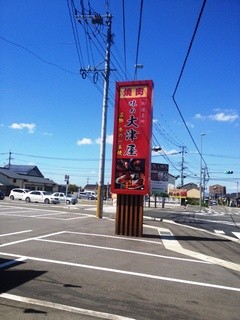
[122,0,127,76]
[134,0,144,80]
[67,0,85,67]
[172,0,207,164]
[0,36,79,75]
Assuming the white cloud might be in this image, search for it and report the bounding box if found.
[106,134,113,144]
[96,134,113,145]
[165,149,181,155]
[186,121,194,128]
[9,122,36,133]
[194,111,239,123]
[77,138,92,145]
[42,132,53,136]
[194,113,204,120]
[78,135,113,146]
[208,112,239,122]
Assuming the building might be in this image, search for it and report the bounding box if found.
[209,184,226,199]
[182,183,200,199]
[167,174,176,193]
[0,165,58,195]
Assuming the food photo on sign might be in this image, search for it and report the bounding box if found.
[114,158,145,190]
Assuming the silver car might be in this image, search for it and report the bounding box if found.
[51,192,78,205]
[78,192,97,200]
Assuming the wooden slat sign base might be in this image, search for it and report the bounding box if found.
[115,194,143,237]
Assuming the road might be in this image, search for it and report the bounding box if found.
[144,203,240,241]
[0,199,239,320]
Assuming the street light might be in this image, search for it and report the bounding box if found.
[199,133,206,212]
[152,146,162,152]
[134,64,144,80]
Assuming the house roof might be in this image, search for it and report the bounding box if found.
[84,184,98,190]
[182,183,199,190]
[0,167,56,185]
[4,165,43,177]
[0,168,24,179]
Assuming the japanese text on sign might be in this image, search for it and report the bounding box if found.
[111,81,153,195]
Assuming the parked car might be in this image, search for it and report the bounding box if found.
[78,191,97,200]
[25,191,59,204]
[0,191,5,200]
[51,192,78,205]
[209,200,218,206]
[9,188,30,200]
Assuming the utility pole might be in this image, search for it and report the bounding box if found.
[8,150,13,168]
[180,146,186,187]
[96,13,112,218]
[76,12,112,218]
[199,133,206,212]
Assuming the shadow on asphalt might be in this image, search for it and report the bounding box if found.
[0,258,46,293]
[161,235,231,242]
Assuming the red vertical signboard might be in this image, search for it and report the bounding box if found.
[111,80,153,195]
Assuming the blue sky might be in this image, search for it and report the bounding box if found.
[0,0,239,194]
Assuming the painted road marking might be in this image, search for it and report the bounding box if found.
[0,256,27,269]
[0,211,92,221]
[36,237,211,264]
[0,229,210,265]
[185,217,240,227]
[0,293,136,320]
[160,218,240,243]
[232,232,240,239]
[156,227,240,272]
[0,231,65,248]
[214,230,225,234]
[0,251,239,292]
[0,230,32,237]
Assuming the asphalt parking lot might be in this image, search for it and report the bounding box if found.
[0,200,240,319]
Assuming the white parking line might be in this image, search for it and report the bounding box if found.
[36,238,211,264]
[157,227,240,272]
[214,230,225,234]
[0,251,239,292]
[232,232,240,239]
[0,256,27,269]
[0,293,136,320]
[0,211,93,221]
[0,231,65,247]
[0,230,32,237]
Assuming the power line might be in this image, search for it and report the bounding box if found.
[172,0,207,161]
[8,152,112,162]
[0,36,79,75]
[134,0,144,80]
[67,0,85,67]
[122,0,127,76]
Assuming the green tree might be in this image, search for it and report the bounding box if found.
[68,184,78,193]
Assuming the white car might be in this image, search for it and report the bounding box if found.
[51,192,78,205]
[9,188,30,200]
[25,191,59,204]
